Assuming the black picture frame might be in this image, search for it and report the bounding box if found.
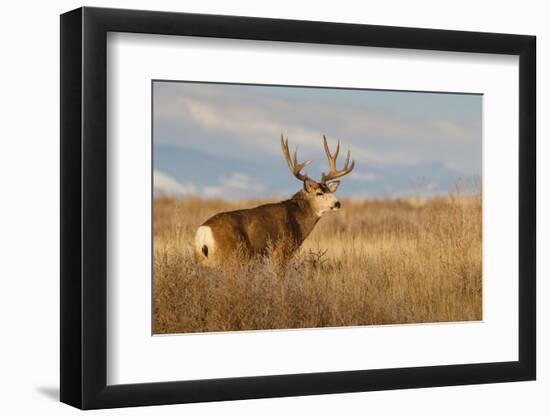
[60,6,536,410]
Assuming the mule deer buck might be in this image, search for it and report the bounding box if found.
[195,135,355,264]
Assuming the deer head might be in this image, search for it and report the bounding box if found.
[281,134,355,216]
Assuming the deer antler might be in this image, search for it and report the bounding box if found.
[280,135,312,182]
[321,135,355,183]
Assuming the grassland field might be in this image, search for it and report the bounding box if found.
[153,188,482,334]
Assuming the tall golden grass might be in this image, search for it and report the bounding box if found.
[153,187,482,334]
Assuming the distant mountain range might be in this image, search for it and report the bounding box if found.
[153,144,471,199]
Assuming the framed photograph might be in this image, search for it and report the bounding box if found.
[60,6,536,409]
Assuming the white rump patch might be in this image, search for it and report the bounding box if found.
[195,226,215,257]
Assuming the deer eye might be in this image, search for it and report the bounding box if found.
[315,192,323,196]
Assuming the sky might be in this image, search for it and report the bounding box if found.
[153,81,482,199]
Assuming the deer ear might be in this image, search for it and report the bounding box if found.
[327,181,340,192]
[303,179,315,192]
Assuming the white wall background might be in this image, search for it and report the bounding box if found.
[0,0,545,415]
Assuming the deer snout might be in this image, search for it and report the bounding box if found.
[333,201,341,209]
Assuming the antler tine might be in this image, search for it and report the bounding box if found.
[280,135,291,169]
[322,135,331,161]
[323,135,340,159]
[293,145,311,173]
[321,135,355,183]
[280,134,312,182]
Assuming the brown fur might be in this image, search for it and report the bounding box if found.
[202,193,318,260]
[196,180,342,263]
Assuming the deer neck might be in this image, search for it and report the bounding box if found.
[288,196,321,243]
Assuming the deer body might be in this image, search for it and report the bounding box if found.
[195,136,354,264]
[195,195,319,262]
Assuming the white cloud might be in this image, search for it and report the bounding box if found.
[348,171,381,182]
[153,82,481,176]
[204,172,265,198]
[153,170,196,196]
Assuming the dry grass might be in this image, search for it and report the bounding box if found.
[153,188,482,334]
